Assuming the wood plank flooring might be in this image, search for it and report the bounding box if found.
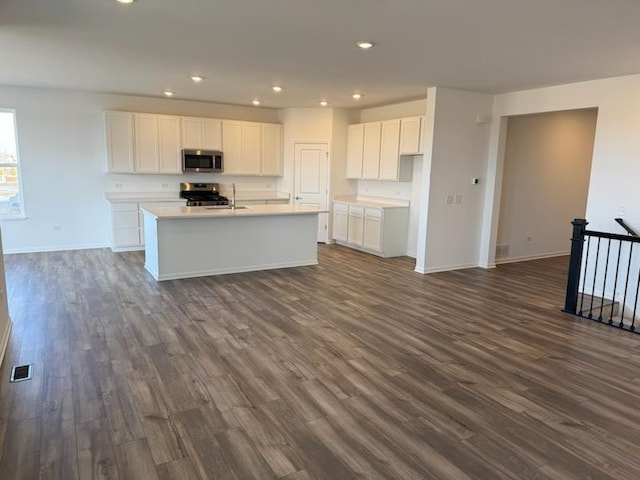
[0,245,639,479]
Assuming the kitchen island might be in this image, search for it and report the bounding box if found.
[140,204,324,280]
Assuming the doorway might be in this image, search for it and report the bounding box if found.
[495,108,597,263]
[294,143,329,243]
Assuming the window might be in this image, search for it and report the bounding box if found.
[0,110,23,218]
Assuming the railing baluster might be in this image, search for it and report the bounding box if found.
[632,266,640,333]
[588,237,601,319]
[598,239,612,322]
[621,243,634,329]
[610,240,623,325]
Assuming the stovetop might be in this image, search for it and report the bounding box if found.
[180,182,229,206]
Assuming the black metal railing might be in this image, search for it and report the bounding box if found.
[615,217,639,237]
[564,218,640,334]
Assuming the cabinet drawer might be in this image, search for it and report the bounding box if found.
[334,202,348,214]
[348,205,365,216]
[364,207,382,218]
[112,202,138,212]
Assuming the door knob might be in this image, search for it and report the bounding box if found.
[295,196,302,200]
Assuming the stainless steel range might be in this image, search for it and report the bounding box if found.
[180,182,230,207]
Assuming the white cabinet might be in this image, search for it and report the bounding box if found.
[181,117,222,150]
[346,115,423,182]
[105,112,134,173]
[362,123,382,179]
[346,124,365,179]
[332,200,409,257]
[347,205,365,246]
[106,111,182,174]
[158,115,182,173]
[363,208,383,251]
[262,123,283,176]
[399,116,424,155]
[241,122,262,175]
[111,202,141,250]
[134,114,160,173]
[109,199,186,252]
[333,202,349,242]
[379,120,401,181]
[222,121,283,176]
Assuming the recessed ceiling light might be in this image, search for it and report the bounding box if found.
[116,0,135,4]
[163,91,174,97]
[272,86,283,93]
[190,75,204,83]
[352,93,362,100]
[356,41,374,50]
[320,101,328,107]
[252,100,261,106]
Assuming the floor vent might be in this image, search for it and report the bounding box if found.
[10,364,32,383]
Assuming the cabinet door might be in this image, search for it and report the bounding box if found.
[379,120,401,180]
[158,115,182,173]
[362,123,382,179]
[181,117,203,149]
[241,122,262,175]
[134,114,159,173]
[333,203,349,242]
[346,124,365,179]
[222,121,242,174]
[111,203,141,248]
[203,119,222,150]
[399,116,422,155]
[105,112,134,173]
[363,208,383,251]
[347,205,365,246]
[262,123,283,176]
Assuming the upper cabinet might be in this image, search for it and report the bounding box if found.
[105,112,134,173]
[346,115,425,182]
[105,111,283,176]
[222,121,283,176]
[181,117,222,150]
[399,116,424,155]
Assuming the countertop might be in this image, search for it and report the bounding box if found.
[105,191,290,203]
[332,195,410,208]
[141,204,326,220]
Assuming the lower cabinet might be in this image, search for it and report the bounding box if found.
[332,200,409,258]
[110,200,186,252]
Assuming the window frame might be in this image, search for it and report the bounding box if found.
[0,108,26,220]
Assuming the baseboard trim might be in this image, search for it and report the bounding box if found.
[415,262,478,275]
[4,243,109,254]
[0,317,12,368]
[496,250,569,265]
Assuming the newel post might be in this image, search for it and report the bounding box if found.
[563,218,588,314]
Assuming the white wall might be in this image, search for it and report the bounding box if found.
[481,74,640,267]
[0,85,279,253]
[416,87,493,273]
[496,109,597,263]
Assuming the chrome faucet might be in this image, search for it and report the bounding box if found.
[231,183,236,210]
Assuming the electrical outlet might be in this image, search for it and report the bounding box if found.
[526,235,533,242]
[445,195,454,204]
[455,195,462,204]
[161,183,169,189]
[53,225,62,231]
[115,183,123,189]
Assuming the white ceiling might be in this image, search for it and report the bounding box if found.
[3,0,640,109]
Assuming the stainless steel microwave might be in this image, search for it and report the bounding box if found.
[182,149,223,173]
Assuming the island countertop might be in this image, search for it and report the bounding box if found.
[141,204,326,220]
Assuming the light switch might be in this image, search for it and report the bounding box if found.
[455,195,462,204]
[445,195,454,204]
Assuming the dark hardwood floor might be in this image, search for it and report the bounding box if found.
[0,244,639,479]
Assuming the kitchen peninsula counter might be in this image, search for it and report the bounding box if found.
[141,204,324,281]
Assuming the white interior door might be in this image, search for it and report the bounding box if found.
[294,143,329,243]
